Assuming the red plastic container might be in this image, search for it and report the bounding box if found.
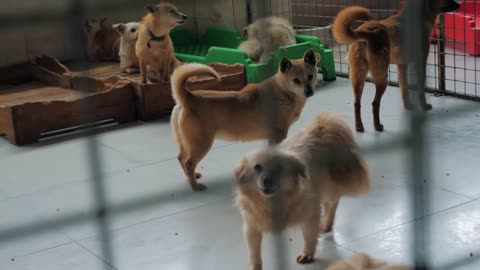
[442,1,480,55]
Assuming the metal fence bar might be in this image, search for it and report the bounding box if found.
[66,0,114,268]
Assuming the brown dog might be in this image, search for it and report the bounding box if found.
[84,17,120,61]
[332,0,460,132]
[171,49,319,191]
[234,113,370,270]
[327,254,410,270]
[136,2,187,83]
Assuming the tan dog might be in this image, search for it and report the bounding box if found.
[136,2,187,83]
[171,49,319,191]
[84,17,120,62]
[239,16,296,63]
[234,113,370,270]
[113,22,140,74]
[327,254,410,270]
[332,0,460,132]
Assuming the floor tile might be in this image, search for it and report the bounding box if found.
[79,200,354,270]
[341,200,480,268]
[0,198,71,261]
[4,243,114,270]
[0,137,141,198]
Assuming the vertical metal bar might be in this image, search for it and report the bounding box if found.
[402,1,431,269]
[67,0,114,268]
[438,14,446,92]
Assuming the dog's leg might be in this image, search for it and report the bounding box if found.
[350,60,368,132]
[297,211,320,264]
[181,128,215,191]
[171,107,189,177]
[320,200,339,234]
[415,59,432,110]
[371,69,388,132]
[139,58,148,84]
[398,64,414,110]
[245,224,263,270]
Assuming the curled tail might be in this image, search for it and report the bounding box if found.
[171,63,221,105]
[328,148,370,196]
[332,6,372,44]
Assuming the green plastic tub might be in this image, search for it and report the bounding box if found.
[171,26,336,84]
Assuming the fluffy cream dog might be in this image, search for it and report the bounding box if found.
[234,113,370,270]
[239,16,296,63]
[113,22,140,73]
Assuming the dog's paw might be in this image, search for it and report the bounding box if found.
[356,125,365,133]
[404,103,415,110]
[422,103,433,111]
[195,173,203,179]
[296,253,314,264]
[374,123,384,132]
[249,264,262,270]
[319,224,333,234]
[191,183,207,192]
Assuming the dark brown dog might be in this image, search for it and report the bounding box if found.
[333,0,460,132]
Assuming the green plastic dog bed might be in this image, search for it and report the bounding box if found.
[171,26,336,84]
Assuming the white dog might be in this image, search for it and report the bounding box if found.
[113,22,140,73]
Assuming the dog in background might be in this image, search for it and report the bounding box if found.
[171,49,319,191]
[136,2,187,83]
[234,113,370,270]
[332,0,460,132]
[113,22,140,74]
[327,254,410,270]
[239,16,296,63]
[84,17,120,62]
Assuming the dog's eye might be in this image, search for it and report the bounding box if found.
[170,9,175,14]
[293,78,301,85]
[308,75,313,81]
[130,28,136,33]
[253,164,263,173]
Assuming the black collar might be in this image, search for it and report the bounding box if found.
[147,29,166,48]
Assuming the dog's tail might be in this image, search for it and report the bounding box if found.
[171,63,221,105]
[331,149,370,196]
[332,6,373,44]
[312,113,370,196]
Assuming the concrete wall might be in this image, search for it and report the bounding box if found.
[0,0,249,68]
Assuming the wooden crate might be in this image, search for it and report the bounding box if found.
[0,57,136,145]
[69,62,246,121]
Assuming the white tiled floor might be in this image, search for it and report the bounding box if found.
[1,78,479,270]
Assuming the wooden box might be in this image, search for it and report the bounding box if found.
[0,57,136,145]
[69,62,246,121]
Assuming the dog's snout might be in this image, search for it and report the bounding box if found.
[262,177,273,188]
[304,87,314,98]
[182,15,188,20]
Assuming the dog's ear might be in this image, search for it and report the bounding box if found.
[287,155,308,181]
[145,4,159,14]
[280,57,293,73]
[113,23,126,34]
[234,157,252,183]
[242,26,249,37]
[304,49,317,66]
[100,17,108,26]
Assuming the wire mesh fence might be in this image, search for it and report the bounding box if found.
[0,1,479,270]
[291,0,480,101]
